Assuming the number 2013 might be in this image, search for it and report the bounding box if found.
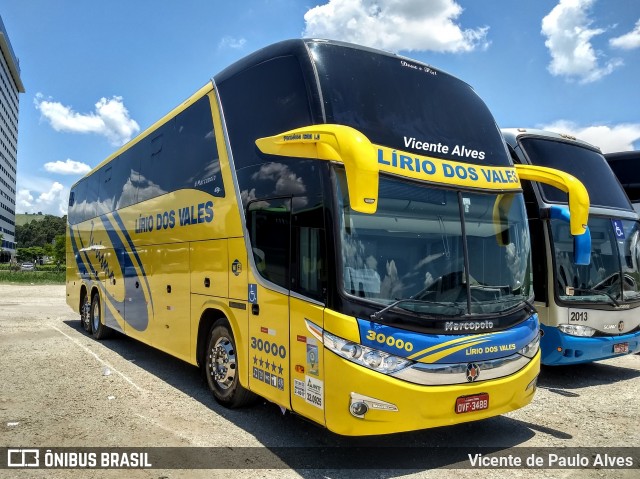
[569,311,588,321]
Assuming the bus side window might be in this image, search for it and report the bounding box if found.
[85,172,100,221]
[246,197,291,290]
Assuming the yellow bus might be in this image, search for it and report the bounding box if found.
[66,39,590,436]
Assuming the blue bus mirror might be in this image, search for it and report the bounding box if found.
[573,230,591,266]
[548,205,591,265]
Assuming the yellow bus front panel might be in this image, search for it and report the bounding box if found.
[289,297,326,426]
[323,349,540,436]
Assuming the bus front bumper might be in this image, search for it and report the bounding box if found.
[540,323,640,365]
[323,349,540,436]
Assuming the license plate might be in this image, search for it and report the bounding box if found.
[455,393,489,414]
[613,342,629,354]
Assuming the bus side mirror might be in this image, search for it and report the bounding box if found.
[515,164,589,236]
[255,124,379,214]
[547,205,591,266]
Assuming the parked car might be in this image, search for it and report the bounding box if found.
[20,262,35,271]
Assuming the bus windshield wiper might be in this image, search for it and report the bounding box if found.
[566,287,620,307]
[370,298,465,321]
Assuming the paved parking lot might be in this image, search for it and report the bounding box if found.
[1,284,638,478]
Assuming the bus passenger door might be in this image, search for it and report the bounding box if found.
[245,198,291,408]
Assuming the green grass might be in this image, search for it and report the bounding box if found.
[0,270,65,284]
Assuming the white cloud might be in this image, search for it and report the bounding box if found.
[610,19,640,50]
[44,159,91,175]
[15,182,69,216]
[541,0,622,83]
[218,36,247,49]
[540,120,640,153]
[34,94,140,146]
[303,0,489,53]
[16,189,34,212]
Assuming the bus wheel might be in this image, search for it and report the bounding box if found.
[80,292,92,333]
[205,320,256,408]
[90,293,110,340]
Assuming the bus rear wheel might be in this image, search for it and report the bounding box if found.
[80,292,92,334]
[205,319,256,408]
[90,293,110,340]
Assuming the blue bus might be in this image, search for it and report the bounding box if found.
[504,128,640,365]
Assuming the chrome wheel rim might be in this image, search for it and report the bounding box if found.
[209,337,236,390]
[91,299,100,331]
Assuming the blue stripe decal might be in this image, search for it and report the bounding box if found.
[70,224,121,330]
[74,224,99,281]
[357,314,539,364]
[69,226,88,277]
[110,211,154,312]
[69,216,151,332]
[100,214,151,331]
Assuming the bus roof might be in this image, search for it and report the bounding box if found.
[501,128,599,151]
[214,38,463,89]
[605,150,640,162]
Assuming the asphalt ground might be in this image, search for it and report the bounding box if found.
[0,284,638,478]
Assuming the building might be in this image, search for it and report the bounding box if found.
[0,16,24,262]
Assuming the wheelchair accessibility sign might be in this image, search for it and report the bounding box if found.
[248,284,258,304]
[612,219,625,239]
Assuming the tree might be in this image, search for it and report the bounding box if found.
[15,215,66,248]
[53,235,66,266]
[16,246,45,263]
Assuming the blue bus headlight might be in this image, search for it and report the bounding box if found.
[558,324,596,337]
[324,331,413,374]
[518,332,541,359]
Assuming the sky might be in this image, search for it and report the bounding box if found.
[2,0,640,217]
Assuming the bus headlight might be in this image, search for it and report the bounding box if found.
[518,333,541,359]
[323,331,413,374]
[558,324,596,337]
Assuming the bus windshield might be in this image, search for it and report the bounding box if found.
[552,216,640,304]
[519,138,632,209]
[336,169,532,317]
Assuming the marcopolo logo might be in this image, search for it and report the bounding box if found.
[445,320,494,332]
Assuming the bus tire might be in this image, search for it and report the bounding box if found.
[205,319,256,408]
[90,292,110,340]
[80,291,92,334]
